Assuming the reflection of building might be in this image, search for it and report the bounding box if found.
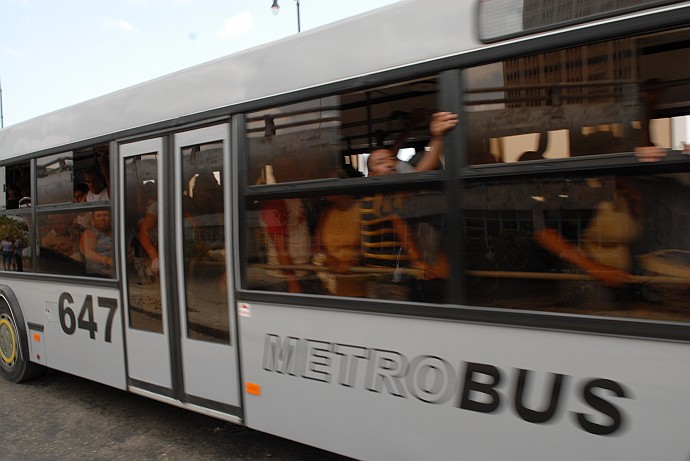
[504,39,637,108]
[523,0,655,30]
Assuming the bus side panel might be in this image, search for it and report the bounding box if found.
[238,302,690,461]
[10,280,126,390]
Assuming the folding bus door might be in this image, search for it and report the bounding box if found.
[174,124,240,412]
[119,138,173,393]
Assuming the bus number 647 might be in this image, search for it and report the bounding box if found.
[58,293,118,343]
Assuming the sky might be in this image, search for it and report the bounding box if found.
[0,0,400,127]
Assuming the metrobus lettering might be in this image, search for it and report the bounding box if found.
[262,334,630,436]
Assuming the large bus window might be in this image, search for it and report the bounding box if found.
[246,77,441,183]
[37,152,74,205]
[124,155,162,332]
[31,143,113,278]
[460,28,690,322]
[463,29,690,165]
[245,188,448,303]
[461,171,690,323]
[181,141,229,343]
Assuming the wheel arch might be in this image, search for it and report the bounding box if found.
[0,284,43,382]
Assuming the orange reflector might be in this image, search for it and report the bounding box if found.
[245,382,261,396]
[33,333,41,342]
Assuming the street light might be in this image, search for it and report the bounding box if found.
[271,0,301,33]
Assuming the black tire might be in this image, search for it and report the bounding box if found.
[0,293,44,383]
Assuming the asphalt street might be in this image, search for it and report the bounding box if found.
[0,370,352,461]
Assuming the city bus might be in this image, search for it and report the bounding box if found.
[1,0,690,459]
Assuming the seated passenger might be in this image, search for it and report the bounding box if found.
[82,210,113,276]
[42,214,80,261]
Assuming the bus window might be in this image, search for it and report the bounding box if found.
[466,29,690,165]
[247,77,441,183]
[245,188,449,303]
[181,141,229,343]
[3,161,31,210]
[460,28,690,322]
[74,144,110,203]
[37,152,74,206]
[461,166,690,323]
[461,35,690,164]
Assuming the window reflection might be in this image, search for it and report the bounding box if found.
[245,189,448,303]
[464,29,690,165]
[37,152,74,206]
[462,172,690,322]
[181,142,230,343]
[124,154,162,333]
[246,77,442,184]
[36,211,83,276]
[0,214,30,273]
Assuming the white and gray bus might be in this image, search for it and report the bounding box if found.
[1,1,690,459]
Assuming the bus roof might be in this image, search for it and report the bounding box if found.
[0,0,475,160]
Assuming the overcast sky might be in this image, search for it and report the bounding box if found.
[0,0,400,127]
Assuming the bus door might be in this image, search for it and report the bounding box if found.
[173,124,240,411]
[119,137,173,392]
[119,127,240,414]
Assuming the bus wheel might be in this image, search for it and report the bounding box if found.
[0,302,43,383]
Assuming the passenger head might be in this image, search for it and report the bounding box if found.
[367,149,398,176]
[92,210,111,231]
[7,186,20,199]
[49,214,70,234]
[83,169,104,194]
[73,183,89,202]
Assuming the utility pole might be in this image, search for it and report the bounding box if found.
[0,77,4,128]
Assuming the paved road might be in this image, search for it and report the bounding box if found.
[0,370,352,461]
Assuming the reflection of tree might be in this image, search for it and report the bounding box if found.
[0,215,28,240]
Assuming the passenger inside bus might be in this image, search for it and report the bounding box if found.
[529,120,690,309]
[84,168,110,202]
[134,182,158,284]
[82,209,114,277]
[360,191,449,301]
[73,183,88,203]
[313,195,366,297]
[255,154,316,294]
[366,111,458,176]
[42,213,80,261]
[5,186,22,210]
